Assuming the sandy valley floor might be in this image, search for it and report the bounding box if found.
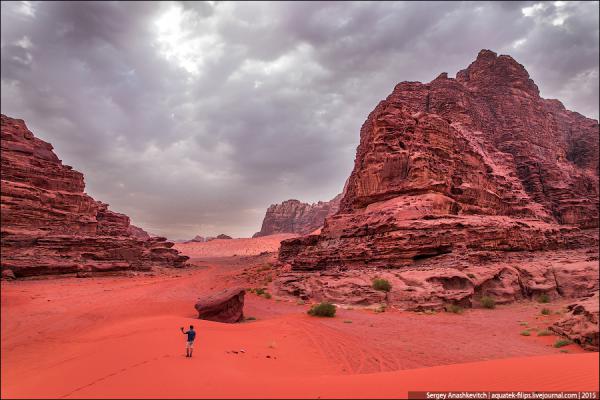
[1,254,598,398]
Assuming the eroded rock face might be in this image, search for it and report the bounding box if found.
[194,287,245,323]
[277,50,599,307]
[275,249,599,310]
[253,194,342,237]
[128,225,152,240]
[0,114,189,277]
[551,291,599,351]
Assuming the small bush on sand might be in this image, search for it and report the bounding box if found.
[296,300,305,305]
[374,304,387,313]
[480,296,496,309]
[249,288,267,295]
[308,302,336,317]
[541,308,551,315]
[554,339,571,348]
[245,316,256,321]
[537,293,550,303]
[520,330,531,336]
[467,273,476,279]
[444,304,464,314]
[262,292,272,299]
[372,278,392,292]
[537,330,552,336]
[519,321,529,326]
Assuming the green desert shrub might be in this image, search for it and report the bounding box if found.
[537,293,550,303]
[248,288,264,295]
[480,296,496,309]
[374,304,387,313]
[537,330,552,336]
[541,308,552,315]
[262,292,272,299]
[467,273,476,279]
[308,302,337,317]
[372,278,392,292]
[554,339,572,348]
[520,330,531,336]
[444,304,464,314]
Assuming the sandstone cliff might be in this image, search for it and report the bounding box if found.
[276,50,599,309]
[253,194,342,237]
[0,114,189,277]
[127,224,152,240]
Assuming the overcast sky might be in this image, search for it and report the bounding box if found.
[1,1,598,239]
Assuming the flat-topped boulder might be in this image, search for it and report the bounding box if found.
[195,287,245,323]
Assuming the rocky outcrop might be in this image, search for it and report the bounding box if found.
[0,114,189,277]
[276,50,599,307]
[187,235,206,243]
[127,225,152,240]
[184,234,233,243]
[253,194,342,237]
[194,287,245,323]
[276,249,599,309]
[551,291,599,351]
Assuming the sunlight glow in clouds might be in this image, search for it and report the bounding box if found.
[154,3,225,76]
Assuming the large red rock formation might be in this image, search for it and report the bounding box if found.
[0,114,189,277]
[276,50,599,307]
[253,194,342,237]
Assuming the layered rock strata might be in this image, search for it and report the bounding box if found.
[253,194,342,237]
[1,114,189,277]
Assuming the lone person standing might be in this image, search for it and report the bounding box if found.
[180,325,196,358]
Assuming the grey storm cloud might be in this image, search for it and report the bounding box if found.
[1,1,598,239]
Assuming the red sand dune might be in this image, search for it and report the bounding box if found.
[2,257,598,399]
[174,233,296,258]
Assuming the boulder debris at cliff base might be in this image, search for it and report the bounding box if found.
[276,49,599,309]
[195,287,246,323]
[551,291,599,351]
[0,114,189,277]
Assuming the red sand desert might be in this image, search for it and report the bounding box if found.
[174,234,297,258]
[2,246,599,399]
